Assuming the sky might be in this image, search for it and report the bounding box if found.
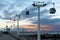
[0,0,60,31]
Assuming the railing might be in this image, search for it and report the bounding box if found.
[10,31,60,35]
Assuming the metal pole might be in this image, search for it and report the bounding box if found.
[32,2,48,40]
[17,18,19,34]
[37,6,40,40]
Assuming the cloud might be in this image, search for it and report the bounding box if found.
[20,24,54,31]
[0,0,60,32]
[20,0,60,26]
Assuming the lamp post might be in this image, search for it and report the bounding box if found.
[32,2,47,40]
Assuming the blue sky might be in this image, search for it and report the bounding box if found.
[0,0,60,31]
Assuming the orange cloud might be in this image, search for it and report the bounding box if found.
[20,24,53,32]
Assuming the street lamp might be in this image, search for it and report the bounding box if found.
[32,2,47,40]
